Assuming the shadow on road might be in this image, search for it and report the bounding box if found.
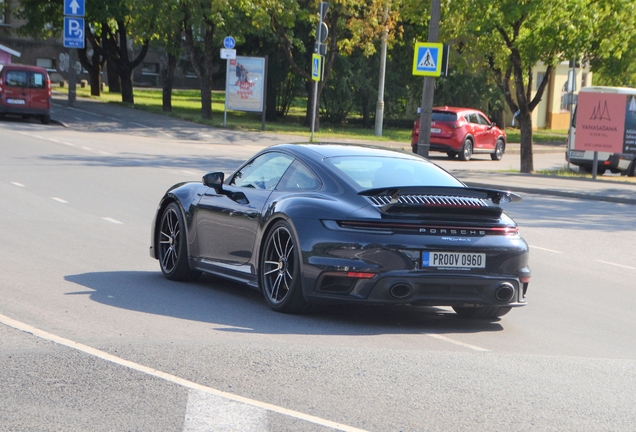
[64,271,505,336]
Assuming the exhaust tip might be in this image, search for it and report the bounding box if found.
[494,283,515,302]
[390,283,412,299]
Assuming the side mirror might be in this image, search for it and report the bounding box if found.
[203,172,224,192]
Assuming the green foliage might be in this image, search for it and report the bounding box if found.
[321,55,356,123]
[434,70,505,120]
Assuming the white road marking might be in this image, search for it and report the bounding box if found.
[530,245,562,253]
[51,197,68,203]
[81,146,92,151]
[426,334,490,352]
[11,182,25,187]
[0,314,368,432]
[98,151,111,155]
[102,217,124,224]
[597,260,636,270]
[184,390,268,431]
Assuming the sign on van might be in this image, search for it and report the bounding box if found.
[574,92,636,154]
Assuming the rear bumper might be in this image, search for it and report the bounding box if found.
[567,150,634,172]
[0,103,51,117]
[309,271,529,308]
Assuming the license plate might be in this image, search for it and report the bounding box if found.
[570,151,585,158]
[423,252,486,268]
[431,127,441,133]
[7,99,26,105]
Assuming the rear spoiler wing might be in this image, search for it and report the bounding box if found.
[359,186,522,205]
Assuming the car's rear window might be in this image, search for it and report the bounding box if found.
[431,111,458,122]
[6,70,28,87]
[326,156,463,190]
[31,73,46,89]
[4,70,46,89]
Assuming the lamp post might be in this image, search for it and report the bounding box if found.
[374,7,389,137]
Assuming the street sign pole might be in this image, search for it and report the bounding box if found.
[417,0,441,158]
[310,2,329,142]
[68,48,77,107]
[63,0,85,108]
[222,36,236,127]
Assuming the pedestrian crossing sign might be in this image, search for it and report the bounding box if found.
[312,54,322,81]
[412,42,443,77]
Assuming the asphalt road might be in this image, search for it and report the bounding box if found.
[1,107,636,431]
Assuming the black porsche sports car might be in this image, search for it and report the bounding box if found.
[150,144,530,319]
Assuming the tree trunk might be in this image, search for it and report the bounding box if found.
[200,79,213,120]
[106,60,121,93]
[121,73,134,104]
[161,52,177,112]
[102,20,149,104]
[183,12,216,121]
[78,48,102,97]
[517,113,534,173]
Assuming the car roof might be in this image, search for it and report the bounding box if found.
[0,64,48,73]
[433,106,483,115]
[269,143,429,161]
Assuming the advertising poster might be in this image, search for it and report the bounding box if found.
[624,96,636,154]
[226,56,265,112]
[574,92,626,153]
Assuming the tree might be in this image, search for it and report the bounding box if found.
[258,0,400,131]
[588,0,636,87]
[437,0,633,173]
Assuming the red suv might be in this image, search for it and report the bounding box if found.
[0,64,52,124]
[411,107,506,161]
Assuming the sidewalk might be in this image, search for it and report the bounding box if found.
[50,93,636,205]
[451,171,636,205]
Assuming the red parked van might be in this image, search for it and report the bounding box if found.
[0,64,52,124]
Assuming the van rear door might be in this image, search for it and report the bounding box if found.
[28,70,50,111]
[3,69,30,109]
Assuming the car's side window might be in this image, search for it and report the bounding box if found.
[230,152,294,190]
[468,113,480,124]
[477,113,491,125]
[276,160,321,191]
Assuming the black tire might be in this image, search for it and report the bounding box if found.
[41,115,51,125]
[452,306,512,319]
[260,221,308,313]
[491,139,505,161]
[458,137,473,161]
[446,151,457,159]
[157,202,201,281]
[626,160,636,177]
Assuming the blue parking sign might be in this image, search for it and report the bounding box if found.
[64,17,85,48]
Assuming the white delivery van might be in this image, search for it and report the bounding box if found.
[566,86,636,176]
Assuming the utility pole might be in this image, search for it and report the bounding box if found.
[374,7,389,137]
[310,2,329,142]
[417,0,441,158]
